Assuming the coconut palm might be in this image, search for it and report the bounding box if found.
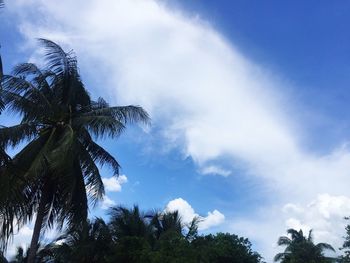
[151,210,183,241]
[109,205,151,239]
[107,205,154,262]
[45,218,112,263]
[0,39,149,263]
[274,228,335,263]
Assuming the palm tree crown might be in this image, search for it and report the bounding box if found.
[274,228,335,263]
[0,39,149,262]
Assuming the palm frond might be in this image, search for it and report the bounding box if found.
[0,53,4,112]
[78,141,105,203]
[0,122,38,148]
[87,104,150,125]
[277,236,291,246]
[78,129,120,175]
[307,229,313,242]
[38,38,77,77]
[316,242,335,252]
[74,115,126,139]
[273,252,286,262]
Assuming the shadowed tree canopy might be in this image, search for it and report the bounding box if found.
[32,205,264,263]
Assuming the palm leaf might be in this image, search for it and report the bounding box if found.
[316,242,335,252]
[277,236,291,246]
[273,252,286,262]
[0,122,38,148]
[78,129,120,175]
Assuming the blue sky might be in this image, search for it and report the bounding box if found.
[2,0,350,261]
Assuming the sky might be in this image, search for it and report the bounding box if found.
[2,0,350,261]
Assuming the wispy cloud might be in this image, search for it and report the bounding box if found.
[199,165,232,177]
[6,0,350,260]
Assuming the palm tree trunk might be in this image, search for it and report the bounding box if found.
[27,184,49,263]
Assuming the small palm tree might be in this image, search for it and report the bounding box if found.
[274,228,335,263]
[109,205,151,239]
[45,218,112,263]
[151,210,183,240]
[0,39,149,263]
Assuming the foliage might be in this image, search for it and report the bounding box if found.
[0,39,149,262]
[6,206,264,263]
[192,233,263,263]
[274,228,335,263]
[339,218,350,262]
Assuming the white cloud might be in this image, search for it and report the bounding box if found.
[165,198,225,230]
[200,165,231,177]
[6,225,32,258]
[282,194,350,251]
[229,194,347,261]
[102,175,128,192]
[101,195,116,210]
[200,210,226,230]
[6,0,350,261]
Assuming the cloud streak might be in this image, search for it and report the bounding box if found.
[6,0,350,260]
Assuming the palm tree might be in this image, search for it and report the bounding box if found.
[274,228,335,263]
[109,205,151,239]
[151,210,183,241]
[45,218,112,263]
[0,39,149,263]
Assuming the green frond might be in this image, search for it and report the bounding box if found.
[46,125,74,172]
[74,115,125,139]
[0,168,35,250]
[78,129,120,175]
[277,236,291,246]
[2,77,52,120]
[12,63,43,77]
[12,63,53,97]
[185,217,200,241]
[316,242,335,252]
[38,38,77,77]
[59,161,88,228]
[273,252,286,262]
[0,54,4,113]
[88,104,150,125]
[0,122,38,148]
[78,141,105,203]
[307,229,313,242]
[13,129,54,179]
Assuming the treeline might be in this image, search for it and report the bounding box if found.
[1,205,263,263]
